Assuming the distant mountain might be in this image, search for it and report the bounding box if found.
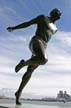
[0,95,9,99]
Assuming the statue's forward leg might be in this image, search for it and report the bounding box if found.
[15,65,38,105]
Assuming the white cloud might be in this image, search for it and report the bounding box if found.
[0,74,21,89]
[49,31,71,55]
[1,33,29,43]
[56,31,71,47]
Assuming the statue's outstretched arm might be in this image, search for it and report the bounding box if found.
[7,17,38,32]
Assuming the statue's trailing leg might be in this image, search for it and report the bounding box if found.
[15,65,38,105]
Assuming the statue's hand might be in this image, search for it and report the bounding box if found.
[7,27,13,32]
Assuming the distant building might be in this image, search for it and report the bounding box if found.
[57,90,64,98]
[57,90,71,102]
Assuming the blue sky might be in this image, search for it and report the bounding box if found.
[0,0,71,98]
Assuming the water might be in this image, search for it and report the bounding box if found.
[0,99,71,108]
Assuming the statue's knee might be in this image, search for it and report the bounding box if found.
[27,66,35,73]
[44,58,48,64]
[42,58,48,65]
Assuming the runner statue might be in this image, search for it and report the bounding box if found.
[7,8,62,105]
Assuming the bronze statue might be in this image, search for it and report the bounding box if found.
[7,8,62,105]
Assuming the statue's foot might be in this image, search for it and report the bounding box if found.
[16,101,21,105]
[15,92,21,105]
[15,59,25,72]
[63,100,65,103]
